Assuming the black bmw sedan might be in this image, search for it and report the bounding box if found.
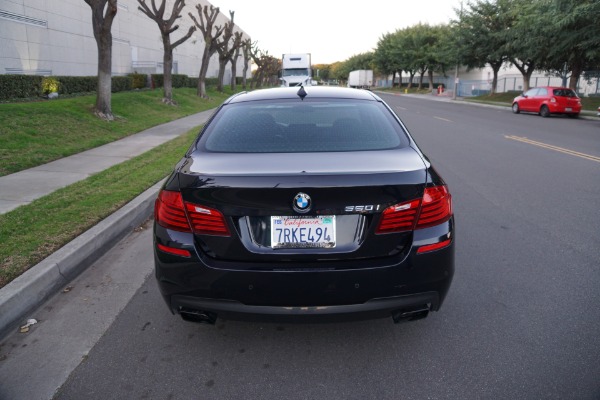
[153,86,454,325]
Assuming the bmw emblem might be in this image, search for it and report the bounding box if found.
[293,192,311,213]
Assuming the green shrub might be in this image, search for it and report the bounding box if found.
[150,74,164,88]
[111,76,132,92]
[188,77,199,89]
[172,74,189,88]
[0,75,43,100]
[41,77,60,94]
[205,77,219,88]
[150,74,193,88]
[55,76,97,94]
[130,73,147,89]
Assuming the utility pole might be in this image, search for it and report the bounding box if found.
[453,0,463,100]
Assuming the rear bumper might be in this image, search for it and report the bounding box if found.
[154,219,455,323]
[548,103,581,114]
[171,292,440,323]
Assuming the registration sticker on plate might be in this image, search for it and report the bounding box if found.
[271,216,336,249]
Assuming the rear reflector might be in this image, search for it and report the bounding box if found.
[417,239,452,254]
[155,190,230,236]
[157,243,191,258]
[376,185,452,234]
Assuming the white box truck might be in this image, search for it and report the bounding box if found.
[348,70,373,89]
[280,54,312,87]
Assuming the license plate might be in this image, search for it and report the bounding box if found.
[565,107,572,112]
[271,216,336,249]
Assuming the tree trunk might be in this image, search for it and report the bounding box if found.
[522,69,534,92]
[408,72,415,89]
[138,0,195,105]
[568,61,582,91]
[189,5,225,99]
[95,30,113,119]
[162,39,175,104]
[231,47,240,91]
[428,70,434,90]
[242,59,248,90]
[230,59,237,90]
[255,70,264,88]
[197,48,212,98]
[418,70,425,90]
[86,0,117,121]
[489,61,502,95]
[512,59,535,92]
[242,40,251,90]
[569,74,579,91]
[217,58,227,92]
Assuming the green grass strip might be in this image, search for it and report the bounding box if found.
[0,127,198,288]
[0,87,233,176]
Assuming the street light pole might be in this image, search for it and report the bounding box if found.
[453,0,463,100]
[453,65,459,100]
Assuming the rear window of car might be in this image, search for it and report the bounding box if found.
[198,99,409,153]
[553,89,577,97]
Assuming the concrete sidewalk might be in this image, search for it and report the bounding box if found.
[0,109,215,214]
[0,109,215,338]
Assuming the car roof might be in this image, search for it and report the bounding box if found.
[223,86,381,104]
[533,86,574,90]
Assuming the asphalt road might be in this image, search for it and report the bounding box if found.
[2,95,600,399]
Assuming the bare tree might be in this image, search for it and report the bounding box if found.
[230,40,241,91]
[189,4,224,98]
[215,11,243,92]
[84,0,118,120]
[263,55,281,87]
[138,0,196,105]
[250,43,264,89]
[250,44,280,89]
[241,38,251,90]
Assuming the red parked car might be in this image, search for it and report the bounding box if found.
[512,86,581,118]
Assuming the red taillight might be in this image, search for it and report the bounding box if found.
[184,203,230,236]
[376,185,452,234]
[155,190,191,232]
[155,190,230,236]
[376,199,421,234]
[416,185,452,229]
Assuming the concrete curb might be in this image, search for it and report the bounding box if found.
[0,180,164,339]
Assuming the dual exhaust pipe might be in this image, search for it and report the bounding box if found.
[391,306,430,323]
[178,305,431,325]
[179,308,217,325]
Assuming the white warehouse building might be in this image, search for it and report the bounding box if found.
[0,0,251,80]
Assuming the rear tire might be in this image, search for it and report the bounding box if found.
[512,103,520,114]
[540,105,550,118]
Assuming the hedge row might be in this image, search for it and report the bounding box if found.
[0,73,244,101]
[150,74,231,89]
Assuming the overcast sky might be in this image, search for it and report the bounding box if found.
[209,0,463,65]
